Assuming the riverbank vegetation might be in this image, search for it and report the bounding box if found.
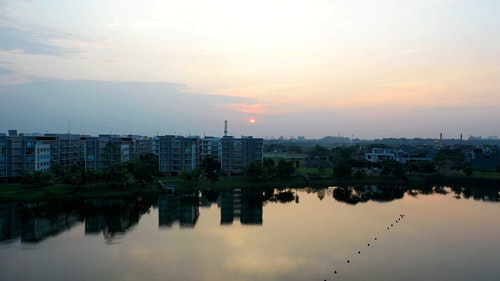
[1,147,499,202]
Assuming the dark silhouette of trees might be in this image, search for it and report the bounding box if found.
[378,160,405,178]
[245,161,264,179]
[308,145,331,157]
[179,168,201,189]
[263,158,277,177]
[127,153,159,184]
[407,160,436,174]
[333,161,352,179]
[201,156,221,183]
[276,159,296,177]
[21,170,55,187]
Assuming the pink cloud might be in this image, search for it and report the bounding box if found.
[223,102,293,114]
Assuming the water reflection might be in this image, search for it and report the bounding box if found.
[332,184,499,205]
[0,196,156,244]
[158,194,200,228]
[0,185,498,245]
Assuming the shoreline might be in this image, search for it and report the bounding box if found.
[1,174,499,202]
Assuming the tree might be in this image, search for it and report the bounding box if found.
[407,161,436,174]
[179,168,202,188]
[201,156,221,183]
[263,158,277,177]
[333,161,352,179]
[379,160,405,178]
[276,159,296,177]
[308,145,331,157]
[434,148,465,172]
[332,146,356,163]
[245,161,264,179]
[21,170,54,187]
[127,153,158,184]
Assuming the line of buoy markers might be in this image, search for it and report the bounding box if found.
[326,213,407,280]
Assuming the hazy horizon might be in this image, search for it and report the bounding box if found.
[1,1,499,139]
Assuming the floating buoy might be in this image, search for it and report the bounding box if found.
[334,271,337,274]
[347,260,350,263]
[375,237,377,240]
[358,251,361,254]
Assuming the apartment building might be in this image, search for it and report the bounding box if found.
[221,136,263,175]
[157,135,200,175]
[96,135,134,170]
[2,130,263,179]
[200,136,222,162]
[80,136,100,170]
[27,134,81,169]
[157,135,263,176]
[0,131,23,179]
[1,131,62,179]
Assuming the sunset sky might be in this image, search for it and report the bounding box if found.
[1,0,499,139]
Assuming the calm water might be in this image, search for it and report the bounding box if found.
[1,186,499,281]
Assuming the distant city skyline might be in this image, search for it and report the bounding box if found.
[2,122,498,142]
[1,1,499,139]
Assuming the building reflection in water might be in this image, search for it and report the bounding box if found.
[84,198,141,242]
[0,201,80,244]
[219,188,263,225]
[158,194,200,228]
[0,202,22,242]
[158,188,263,228]
[0,196,155,244]
[2,185,497,243]
[24,212,80,243]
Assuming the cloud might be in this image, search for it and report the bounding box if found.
[223,102,292,115]
[0,66,32,85]
[0,79,252,136]
[0,67,12,75]
[0,25,95,56]
[0,1,94,57]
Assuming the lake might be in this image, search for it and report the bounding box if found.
[1,185,499,281]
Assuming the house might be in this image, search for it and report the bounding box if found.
[365,148,395,163]
[466,147,500,171]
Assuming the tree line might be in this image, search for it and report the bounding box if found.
[21,153,159,189]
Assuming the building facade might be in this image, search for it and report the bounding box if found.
[221,136,263,175]
[158,135,201,175]
[365,148,395,163]
[2,130,263,180]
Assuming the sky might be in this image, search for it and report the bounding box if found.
[1,0,499,139]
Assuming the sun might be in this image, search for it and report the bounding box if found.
[246,117,258,124]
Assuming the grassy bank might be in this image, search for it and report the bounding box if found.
[0,183,161,202]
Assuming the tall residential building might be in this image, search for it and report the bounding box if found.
[96,135,134,170]
[221,136,263,175]
[158,135,200,175]
[38,134,81,168]
[80,136,100,170]
[200,136,222,162]
[1,131,57,179]
[0,131,23,179]
[2,130,263,179]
